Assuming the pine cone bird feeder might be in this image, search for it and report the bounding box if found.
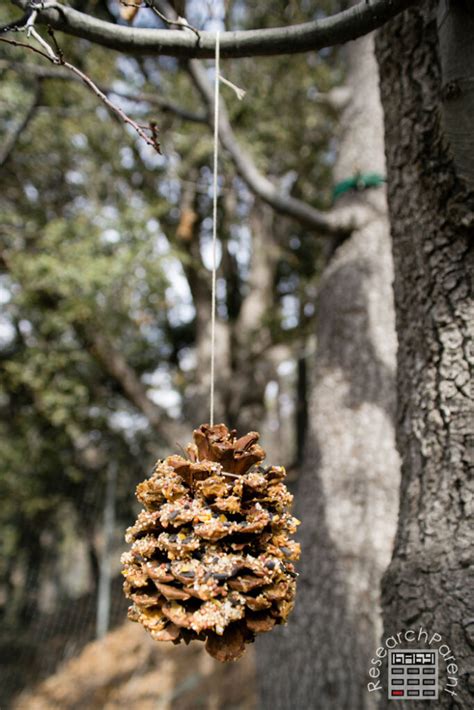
[122,424,300,661]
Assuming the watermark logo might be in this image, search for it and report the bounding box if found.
[367,626,459,700]
[388,649,438,700]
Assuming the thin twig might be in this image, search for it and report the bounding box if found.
[0,59,207,123]
[119,0,201,39]
[0,27,162,154]
[30,25,56,58]
[0,12,31,33]
[145,0,201,40]
[62,59,161,153]
[0,35,52,61]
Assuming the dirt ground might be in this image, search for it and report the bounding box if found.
[12,623,256,710]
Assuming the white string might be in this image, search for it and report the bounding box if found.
[210,31,220,427]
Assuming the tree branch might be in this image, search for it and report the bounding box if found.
[58,319,182,445]
[83,328,165,434]
[0,245,179,444]
[156,0,357,236]
[0,59,208,123]
[188,60,351,236]
[0,33,162,154]
[82,327,188,446]
[0,43,355,236]
[10,0,417,58]
[0,82,40,167]
[0,59,207,123]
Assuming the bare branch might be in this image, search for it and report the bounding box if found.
[0,34,54,61]
[0,82,40,167]
[0,29,354,236]
[60,58,162,153]
[0,32,162,153]
[10,0,417,58]
[84,328,167,437]
[120,0,201,39]
[0,59,207,123]
[82,326,188,447]
[153,0,356,236]
[188,60,351,237]
[0,11,31,33]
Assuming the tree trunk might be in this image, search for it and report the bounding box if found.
[178,179,231,425]
[376,3,473,708]
[230,200,280,434]
[437,0,474,189]
[257,32,400,710]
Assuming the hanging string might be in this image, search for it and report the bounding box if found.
[210,30,220,427]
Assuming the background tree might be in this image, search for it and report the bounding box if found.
[257,28,399,710]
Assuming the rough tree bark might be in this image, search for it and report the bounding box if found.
[437,0,474,189]
[257,31,400,710]
[376,3,473,708]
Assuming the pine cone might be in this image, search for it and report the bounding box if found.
[122,424,300,661]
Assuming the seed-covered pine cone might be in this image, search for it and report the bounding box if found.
[122,424,300,661]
